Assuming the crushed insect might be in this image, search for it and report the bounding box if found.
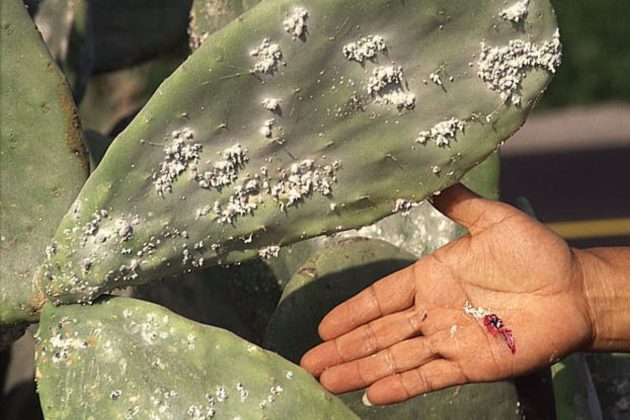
[483,313,516,354]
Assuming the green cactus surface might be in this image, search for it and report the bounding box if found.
[0,0,89,326]
[43,0,561,306]
[35,296,357,419]
[264,237,526,419]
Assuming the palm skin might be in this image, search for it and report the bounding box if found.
[300,184,594,405]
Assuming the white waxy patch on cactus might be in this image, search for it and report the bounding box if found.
[342,35,386,63]
[367,66,416,110]
[215,177,262,225]
[258,245,280,259]
[195,144,248,190]
[47,332,88,364]
[259,119,275,138]
[377,90,416,111]
[270,159,340,208]
[215,386,228,402]
[499,0,530,23]
[82,210,108,236]
[367,66,404,95]
[45,242,57,260]
[250,38,283,75]
[261,97,281,113]
[463,300,492,319]
[477,30,562,104]
[153,128,202,197]
[416,118,466,147]
[393,199,419,215]
[429,72,443,86]
[285,370,294,380]
[110,389,123,400]
[116,219,133,241]
[284,8,308,39]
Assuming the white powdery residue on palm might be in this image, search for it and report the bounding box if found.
[343,35,386,63]
[499,0,530,23]
[463,300,491,319]
[478,29,562,104]
[416,118,466,147]
[153,128,202,197]
[250,38,284,75]
[284,8,308,39]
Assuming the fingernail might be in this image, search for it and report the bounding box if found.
[362,392,373,407]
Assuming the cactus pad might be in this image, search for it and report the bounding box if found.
[43,0,560,305]
[0,0,88,325]
[35,296,357,419]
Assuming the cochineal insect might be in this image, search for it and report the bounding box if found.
[483,314,516,354]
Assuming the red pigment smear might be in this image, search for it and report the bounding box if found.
[483,314,516,354]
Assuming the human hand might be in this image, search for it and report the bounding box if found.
[300,184,594,405]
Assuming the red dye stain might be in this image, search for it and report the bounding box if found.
[483,314,516,354]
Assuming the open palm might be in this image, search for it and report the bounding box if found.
[301,184,594,405]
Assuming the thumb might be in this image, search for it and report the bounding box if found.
[431,184,515,235]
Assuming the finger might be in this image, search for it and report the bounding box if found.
[432,184,515,235]
[319,335,438,393]
[301,308,428,377]
[317,264,417,341]
[365,359,467,405]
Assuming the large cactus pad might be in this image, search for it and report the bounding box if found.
[43,0,560,304]
[35,296,357,419]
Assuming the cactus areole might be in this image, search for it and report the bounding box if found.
[42,0,561,305]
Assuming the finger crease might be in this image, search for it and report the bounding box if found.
[368,285,385,318]
[382,348,397,375]
[363,323,380,354]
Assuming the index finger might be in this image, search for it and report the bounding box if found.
[317,262,417,341]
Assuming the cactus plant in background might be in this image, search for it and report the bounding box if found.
[0,0,572,417]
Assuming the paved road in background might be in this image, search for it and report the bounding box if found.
[500,103,630,248]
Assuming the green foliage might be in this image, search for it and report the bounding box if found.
[0,0,89,326]
[540,0,630,107]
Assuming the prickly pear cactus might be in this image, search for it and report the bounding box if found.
[264,238,525,419]
[35,296,357,419]
[42,0,561,307]
[0,0,89,327]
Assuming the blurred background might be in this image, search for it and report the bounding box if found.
[500,0,630,250]
[1,0,629,419]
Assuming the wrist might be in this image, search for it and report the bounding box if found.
[574,247,630,352]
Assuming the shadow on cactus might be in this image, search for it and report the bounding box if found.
[1,0,565,417]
